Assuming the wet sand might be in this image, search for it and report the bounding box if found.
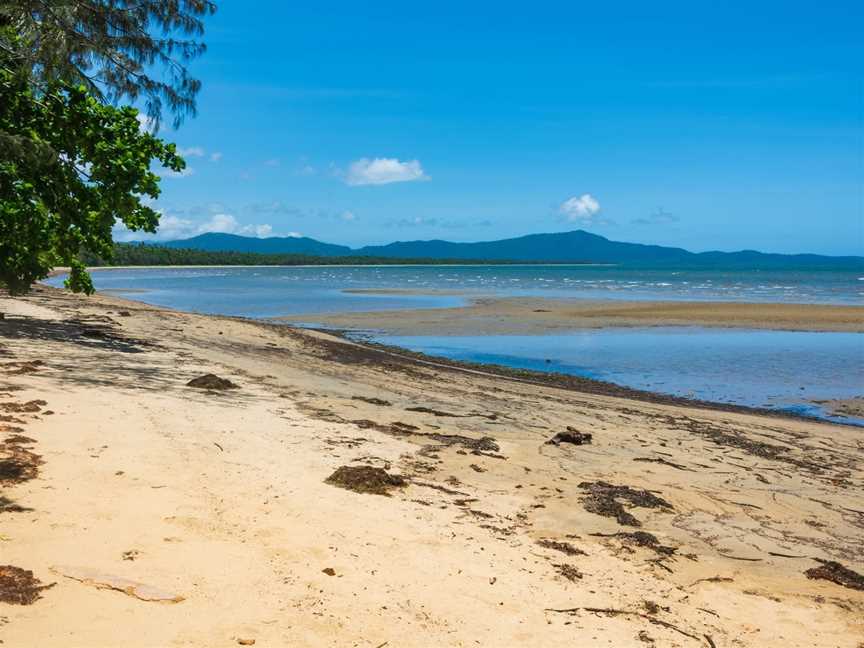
[281,296,864,333]
[815,397,864,419]
[1,286,862,647]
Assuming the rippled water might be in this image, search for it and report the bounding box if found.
[46,264,864,311]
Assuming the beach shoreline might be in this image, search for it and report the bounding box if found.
[1,285,862,646]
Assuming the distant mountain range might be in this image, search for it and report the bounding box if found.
[157,230,864,269]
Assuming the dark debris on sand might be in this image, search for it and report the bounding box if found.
[553,563,583,581]
[0,443,42,485]
[0,399,46,414]
[186,374,240,391]
[805,559,864,591]
[0,566,54,605]
[537,539,586,557]
[351,396,392,407]
[591,531,677,556]
[579,481,673,527]
[350,418,500,454]
[546,428,592,446]
[325,465,407,496]
[406,406,498,421]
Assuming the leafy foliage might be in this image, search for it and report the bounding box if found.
[0,0,216,129]
[0,59,184,294]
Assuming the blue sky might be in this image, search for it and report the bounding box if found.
[133,1,864,255]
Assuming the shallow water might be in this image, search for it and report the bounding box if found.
[367,329,864,425]
[46,264,864,310]
[44,266,864,423]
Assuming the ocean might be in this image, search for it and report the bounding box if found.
[45,265,864,423]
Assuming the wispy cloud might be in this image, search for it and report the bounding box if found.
[386,217,493,229]
[344,157,429,186]
[115,212,274,241]
[247,201,305,216]
[245,203,360,224]
[209,152,223,162]
[178,146,206,158]
[559,194,601,223]
[632,208,679,226]
[161,166,195,179]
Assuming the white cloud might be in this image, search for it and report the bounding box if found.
[136,113,155,133]
[178,146,205,158]
[345,157,429,186]
[161,166,195,179]
[264,158,281,167]
[559,193,601,222]
[252,223,273,237]
[287,231,303,238]
[209,152,223,162]
[114,212,274,241]
[340,210,357,221]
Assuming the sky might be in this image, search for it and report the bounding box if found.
[130,0,864,255]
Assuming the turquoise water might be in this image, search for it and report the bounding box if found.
[45,266,864,423]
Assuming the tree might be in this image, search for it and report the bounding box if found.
[0,55,184,294]
[0,0,216,129]
[0,1,216,295]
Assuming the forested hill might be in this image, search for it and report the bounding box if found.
[155,230,864,269]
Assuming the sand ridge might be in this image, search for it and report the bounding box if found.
[0,286,862,647]
[281,296,864,334]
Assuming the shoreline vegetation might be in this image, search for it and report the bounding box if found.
[78,242,598,268]
[0,285,862,646]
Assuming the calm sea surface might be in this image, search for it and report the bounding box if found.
[46,265,864,423]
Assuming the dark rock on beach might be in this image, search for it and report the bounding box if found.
[325,465,407,496]
[186,374,240,390]
[546,428,592,446]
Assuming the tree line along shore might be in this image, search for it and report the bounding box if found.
[77,242,589,268]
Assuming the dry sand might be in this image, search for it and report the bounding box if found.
[0,286,862,647]
[282,296,864,334]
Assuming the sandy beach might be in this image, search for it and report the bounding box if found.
[1,285,863,647]
[282,295,864,334]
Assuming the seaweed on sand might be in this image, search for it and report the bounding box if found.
[0,566,54,605]
[590,531,677,556]
[804,559,864,591]
[325,465,407,496]
[578,481,673,527]
[537,539,586,556]
[186,374,239,390]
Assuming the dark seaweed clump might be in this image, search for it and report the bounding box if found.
[805,559,864,591]
[579,481,673,527]
[325,465,407,496]
[0,566,54,605]
[186,374,239,390]
[537,539,586,556]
